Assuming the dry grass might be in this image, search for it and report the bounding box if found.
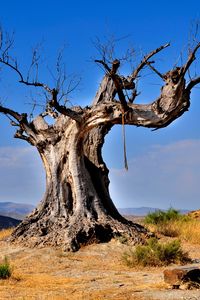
[0,236,154,299]
[0,222,199,299]
[146,219,200,244]
[142,208,200,245]
[175,219,200,244]
[0,228,13,241]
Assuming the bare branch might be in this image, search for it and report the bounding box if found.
[27,44,42,82]
[95,59,128,111]
[130,43,170,80]
[94,59,111,73]
[92,34,135,66]
[0,56,82,122]
[10,120,19,126]
[0,105,22,122]
[0,103,37,144]
[146,61,164,79]
[186,76,200,91]
[4,113,20,127]
[19,79,52,93]
[64,82,80,105]
[92,36,115,64]
[0,52,53,93]
[0,57,24,81]
[48,89,82,122]
[181,42,200,75]
[14,129,33,144]
[1,31,15,61]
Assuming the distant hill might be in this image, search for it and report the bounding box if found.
[118,207,190,216]
[0,215,21,229]
[0,202,34,220]
[0,202,190,220]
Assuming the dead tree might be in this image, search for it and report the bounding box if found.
[0,33,200,251]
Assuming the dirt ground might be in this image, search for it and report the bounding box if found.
[0,231,200,300]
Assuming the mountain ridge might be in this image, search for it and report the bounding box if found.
[0,215,21,229]
[0,202,34,220]
[118,206,190,216]
[0,202,190,219]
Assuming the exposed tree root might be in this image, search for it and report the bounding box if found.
[10,213,151,251]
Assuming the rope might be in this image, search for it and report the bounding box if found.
[122,112,128,171]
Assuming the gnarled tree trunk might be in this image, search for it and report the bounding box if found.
[1,40,199,251]
[10,113,148,251]
[10,69,191,250]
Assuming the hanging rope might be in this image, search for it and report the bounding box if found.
[122,112,128,171]
[121,79,129,171]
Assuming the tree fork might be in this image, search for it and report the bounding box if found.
[10,116,149,251]
[1,37,200,251]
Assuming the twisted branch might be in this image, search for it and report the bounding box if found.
[181,42,200,76]
[95,59,128,111]
[0,59,82,122]
[130,43,170,80]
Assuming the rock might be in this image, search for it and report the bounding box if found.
[163,266,200,289]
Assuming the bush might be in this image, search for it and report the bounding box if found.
[144,208,191,238]
[0,257,12,279]
[122,238,190,267]
[144,208,187,225]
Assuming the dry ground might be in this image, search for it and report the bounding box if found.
[0,229,200,300]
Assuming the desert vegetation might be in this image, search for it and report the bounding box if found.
[144,208,188,225]
[122,238,190,267]
[0,228,14,240]
[120,209,200,269]
[143,208,200,244]
[0,220,199,299]
[1,25,200,250]
[0,257,12,279]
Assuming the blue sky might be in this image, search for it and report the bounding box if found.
[0,0,200,210]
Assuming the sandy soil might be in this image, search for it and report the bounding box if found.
[0,233,200,300]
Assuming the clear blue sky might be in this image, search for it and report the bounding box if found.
[0,0,200,210]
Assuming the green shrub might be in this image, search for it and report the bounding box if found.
[0,257,12,279]
[122,238,190,267]
[144,208,186,225]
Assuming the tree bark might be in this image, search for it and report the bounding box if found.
[4,39,199,251]
[10,113,148,251]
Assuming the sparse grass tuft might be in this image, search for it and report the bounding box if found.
[122,238,190,267]
[0,257,12,279]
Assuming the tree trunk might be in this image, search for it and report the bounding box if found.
[10,68,192,251]
[10,114,148,251]
[2,42,199,251]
